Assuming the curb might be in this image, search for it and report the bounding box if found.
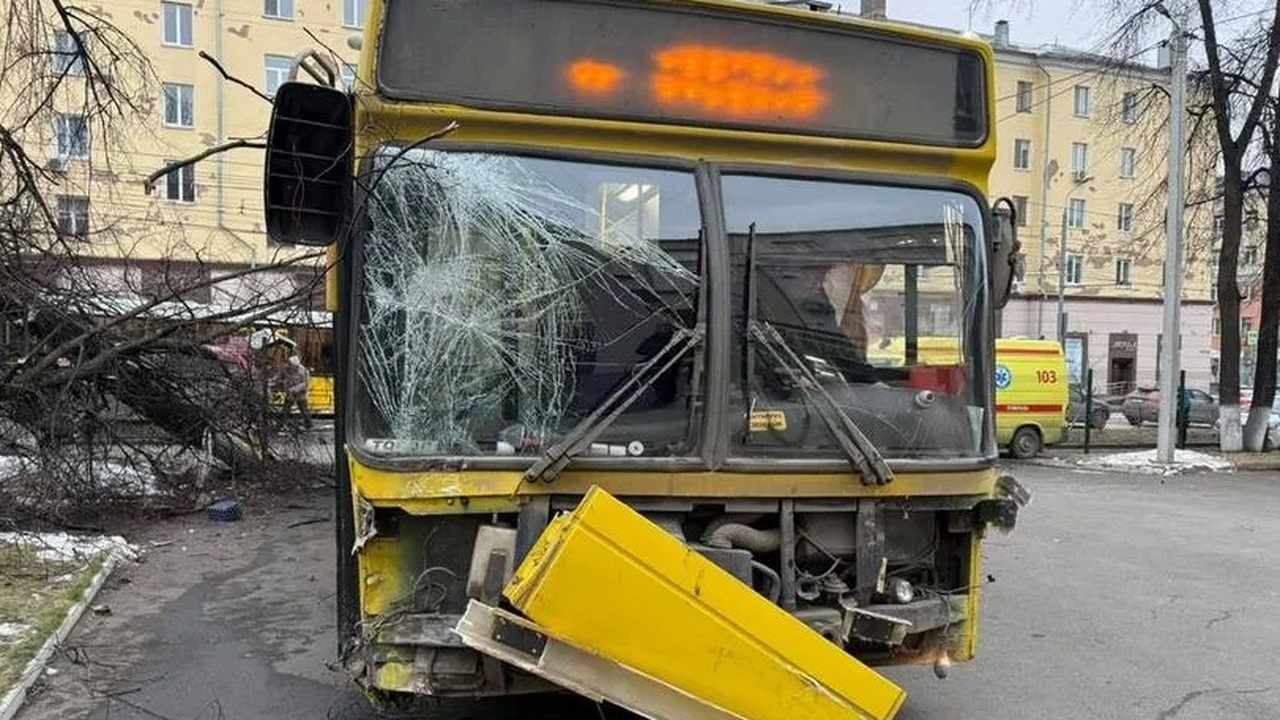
[0,553,123,720]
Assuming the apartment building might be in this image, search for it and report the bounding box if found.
[988,21,1219,394]
[30,0,363,309]
[28,4,1219,393]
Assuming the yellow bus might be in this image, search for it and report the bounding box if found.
[264,1,1029,716]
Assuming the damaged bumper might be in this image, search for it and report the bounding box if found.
[350,477,1030,718]
[480,486,903,720]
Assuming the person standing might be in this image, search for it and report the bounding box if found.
[279,354,313,429]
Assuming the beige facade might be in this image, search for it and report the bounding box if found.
[21,5,1220,388]
[22,0,363,303]
[987,35,1219,392]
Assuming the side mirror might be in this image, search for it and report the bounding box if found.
[264,82,353,246]
[990,198,1025,309]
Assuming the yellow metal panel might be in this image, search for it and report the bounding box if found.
[505,486,907,720]
[350,461,999,505]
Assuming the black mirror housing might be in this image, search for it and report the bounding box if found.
[990,198,1024,309]
[264,82,354,247]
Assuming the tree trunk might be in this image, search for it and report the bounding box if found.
[1245,142,1280,451]
[1218,171,1246,452]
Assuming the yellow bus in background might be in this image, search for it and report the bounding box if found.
[261,0,1030,715]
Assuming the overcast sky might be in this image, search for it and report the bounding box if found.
[890,1,1097,48]
[886,0,1275,63]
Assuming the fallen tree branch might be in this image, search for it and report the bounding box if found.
[199,50,272,104]
[142,140,265,193]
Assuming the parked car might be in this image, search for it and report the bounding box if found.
[1122,386,1219,427]
[1068,385,1111,429]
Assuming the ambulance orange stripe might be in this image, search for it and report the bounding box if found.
[995,404,1064,413]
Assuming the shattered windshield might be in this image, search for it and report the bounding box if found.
[725,174,990,459]
[354,149,703,458]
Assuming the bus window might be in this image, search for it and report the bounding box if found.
[354,148,703,458]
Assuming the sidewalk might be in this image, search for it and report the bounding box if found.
[1034,446,1280,473]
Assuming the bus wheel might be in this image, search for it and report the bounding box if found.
[1010,426,1042,459]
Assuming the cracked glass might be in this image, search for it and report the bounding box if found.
[354,148,703,458]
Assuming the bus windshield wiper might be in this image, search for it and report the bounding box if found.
[524,326,703,484]
[741,223,893,487]
[749,321,893,486]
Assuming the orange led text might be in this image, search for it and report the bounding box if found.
[566,59,626,97]
[650,45,829,120]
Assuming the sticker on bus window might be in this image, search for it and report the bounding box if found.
[749,410,788,432]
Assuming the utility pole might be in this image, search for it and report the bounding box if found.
[1058,175,1092,345]
[1156,9,1188,464]
[1058,208,1067,345]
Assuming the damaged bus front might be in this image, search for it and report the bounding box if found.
[262,0,1029,717]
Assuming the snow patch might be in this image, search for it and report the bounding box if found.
[1076,449,1235,476]
[0,455,160,498]
[0,622,31,642]
[0,531,138,564]
[0,455,31,478]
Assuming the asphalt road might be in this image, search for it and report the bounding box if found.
[16,462,1280,720]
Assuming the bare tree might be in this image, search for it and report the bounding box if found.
[0,1,334,525]
[1196,0,1280,452]
[1246,102,1280,450]
[1095,0,1280,451]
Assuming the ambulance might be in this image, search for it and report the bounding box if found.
[992,338,1069,458]
[868,336,1068,458]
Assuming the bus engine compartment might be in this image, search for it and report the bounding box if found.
[348,480,1024,718]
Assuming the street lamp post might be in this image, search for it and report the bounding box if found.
[1057,175,1093,346]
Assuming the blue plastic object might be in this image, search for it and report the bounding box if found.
[207,500,243,522]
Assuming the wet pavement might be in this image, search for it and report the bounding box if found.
[15,462,1280,720]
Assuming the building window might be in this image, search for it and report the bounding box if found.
[1073,85,1091,116]
[1243,244,1259,266]
[52,31,86,76]
[163,83,194,127]
[1016,80,1033,112]
[1013,138,1031,170]
[1114,258,1132,287]
[1117,202,1133,232]
[1120,147,1137,178]
[264,55,293,97]
[343,0,368,28]
[1068,198,1086,229]
[264,0,294,19]
[54,113,89,159]
[1071,142,1089,177]
[163,161,196,202]
[1122,91,1138,124]
[1213,317,1221,336]
[342,63,357,91]
[1066,253,1084,285]
[56,195,89,240]
[161,2,193,47]
[1012,195,1029,226]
